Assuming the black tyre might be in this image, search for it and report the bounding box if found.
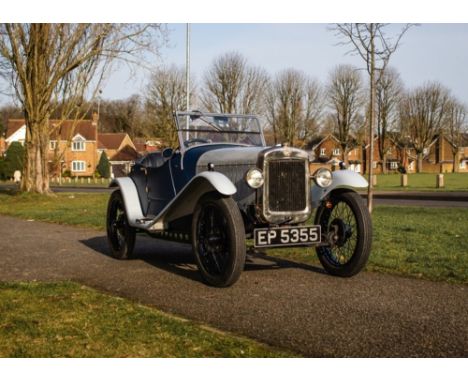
[192,193,246,287]
[314,189,372,277]
[106,190,136,260]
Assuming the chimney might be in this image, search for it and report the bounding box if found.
[92,111,99,142]
[92,111,99,127]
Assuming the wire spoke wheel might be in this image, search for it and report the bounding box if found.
[315,190,372,277]
[192,193,246,287]
[197,204,230,275]
[106,190,136,259]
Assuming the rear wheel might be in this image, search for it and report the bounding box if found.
[314,189,372,277]
[106,190,136,259]
[192,193,246,287]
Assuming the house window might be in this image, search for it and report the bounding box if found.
[423,148,429,155]
[72,138,85,151]
[49,140,57,150]
[390,162,398,169]
[372,161,377,169]
[72,161,86,172]
[460,161,466,169]
[333,148,341,156]
[408,161,414,171]
[320,148,326,156]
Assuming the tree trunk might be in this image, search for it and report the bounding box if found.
[20,121,51,194]
[452,152,457,173]
[382,154,388,174]
[416,153,423,173]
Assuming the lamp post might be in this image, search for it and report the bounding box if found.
[186,23,190,112]
[185,23,191,140]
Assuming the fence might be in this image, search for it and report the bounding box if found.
[49,177,112,186]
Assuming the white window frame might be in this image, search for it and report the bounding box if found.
[320,148,326,156]
[72,136,86,152]
[72,160,86,172]
[49,140,57,150]
[460,161,466,169]
[423,148,429,155]
[390,161,398,169]
[333,148,341,156]
[372,161,377,169]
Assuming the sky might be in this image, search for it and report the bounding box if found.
[101,23,468,106]
[2,23,468,107]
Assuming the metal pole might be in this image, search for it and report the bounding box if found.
[186,23,190,112]
[186,23,190,140]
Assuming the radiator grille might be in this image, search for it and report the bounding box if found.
[267,159,306,212]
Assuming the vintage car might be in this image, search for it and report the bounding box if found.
[107,111,372,287]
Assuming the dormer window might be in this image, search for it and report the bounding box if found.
[72,135,86,151]
[333,148,341,156]
[320,148,326,156]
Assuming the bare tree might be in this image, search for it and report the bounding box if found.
[99,95,144,138]
[144,65,192,147]
[202,52,269,115]
[443,97,466,172]
[327,64,364,161]
[376,67,403,173]
[266,69,323,146]
[302,79,324,142]
[399,82,450,172]
[333,23,413,212]
[0,23,165,193]
[202,52,245,113]
[241,66,270,115]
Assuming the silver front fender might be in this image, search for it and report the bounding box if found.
[311,170,368,208]
[111,171,237,231]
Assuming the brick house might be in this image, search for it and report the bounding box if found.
[98,133,139,177]
[0,136,6,156]
[457,133,468,173]
[6,117,99,177]
[363,136,406,174]
[418,134,458,173]
[307,134,363,173]
[133,137,163,156]
[422,134,468,173]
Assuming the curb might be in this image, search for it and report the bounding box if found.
[359,192,468,202]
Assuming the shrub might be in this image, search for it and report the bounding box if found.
[97,151,111,178]
[3,142,24,179]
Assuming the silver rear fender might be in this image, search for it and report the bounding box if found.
[109,177,145,226]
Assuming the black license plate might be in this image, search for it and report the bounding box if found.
[254,225,321,248]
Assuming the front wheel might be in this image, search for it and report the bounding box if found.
[192,193,246,287]
[314,190,372,277]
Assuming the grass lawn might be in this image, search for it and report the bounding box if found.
[374,172,468,191]
[0,190,466,283]
[268,206,468,284]
[0,191,107,230]
[0,281,291,357]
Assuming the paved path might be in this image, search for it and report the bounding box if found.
[0,215,466,357]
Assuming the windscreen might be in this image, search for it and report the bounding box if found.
[176,113,264,149]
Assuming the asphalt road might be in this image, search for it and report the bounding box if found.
[0,215,466,357]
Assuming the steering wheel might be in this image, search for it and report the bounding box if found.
[184,138,212,147]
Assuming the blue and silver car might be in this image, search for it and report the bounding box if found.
[107,111,372,287]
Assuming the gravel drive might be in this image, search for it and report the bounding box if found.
[0,215,466,357]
